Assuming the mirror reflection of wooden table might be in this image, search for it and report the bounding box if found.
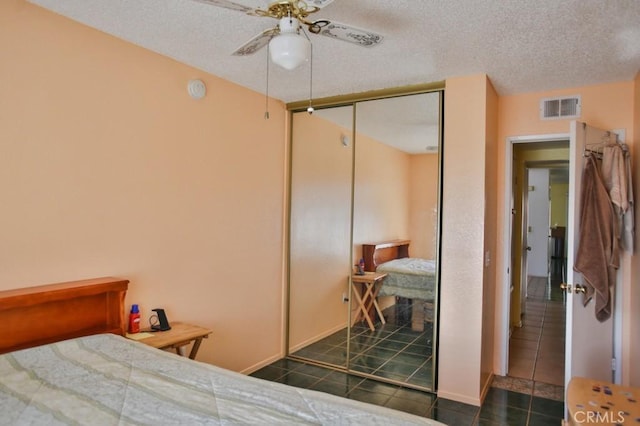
[351,272,387,331]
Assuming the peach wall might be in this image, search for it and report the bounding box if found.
[498,82,634,138]
[439,74,490,405]
[353,134,411,252]
[550,183,569,227]
[288,110,416,348]
[481,79,499,400]
[0,0,286,373]
[497,81,638,386]
[289,110,353,350]
[409,154,440,260]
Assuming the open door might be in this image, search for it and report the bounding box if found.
[526,168,550,281]
[564,121,616,395]
[519,172,530,324]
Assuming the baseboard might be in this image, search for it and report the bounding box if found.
[240,352,284,375]
[480,372,493,403]
[241,323,347,375]
[436,389,481,407]
[288,323,346,353]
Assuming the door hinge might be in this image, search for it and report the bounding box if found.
[611,358,617,371]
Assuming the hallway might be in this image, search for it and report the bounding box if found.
[493,272,566,401]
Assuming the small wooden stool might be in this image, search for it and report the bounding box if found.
[351,272,387,331]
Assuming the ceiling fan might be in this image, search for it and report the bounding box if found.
[193,0,383,70]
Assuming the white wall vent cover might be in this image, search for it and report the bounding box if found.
[540,95,581,120]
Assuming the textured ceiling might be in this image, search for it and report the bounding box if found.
[27,0,640,104]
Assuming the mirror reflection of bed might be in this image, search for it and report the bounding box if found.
[289,239,437,389]
[362,240,436,333]
[348,240,436,388]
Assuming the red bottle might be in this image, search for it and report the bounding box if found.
[128,304,141,333]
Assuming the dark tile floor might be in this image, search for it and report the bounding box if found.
[250,284,566,425]
[250,357,565,425]
[291,299,434,388]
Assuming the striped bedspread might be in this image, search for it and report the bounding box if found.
[0,334,443,425]
[377,257,437,301]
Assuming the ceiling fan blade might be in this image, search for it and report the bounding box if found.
[191,0,256,15]
[317,21,383,47]
[232,28,278,56]
[305,0,336,8]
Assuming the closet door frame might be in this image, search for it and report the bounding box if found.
[285,82,445,392]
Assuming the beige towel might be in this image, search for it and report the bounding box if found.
[602,143,628,211]
[602,143,635,252]
[622,145,635,252]
[574,154,619,322]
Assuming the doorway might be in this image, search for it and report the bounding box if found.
[501,138,569,398]
[499,123,624,416]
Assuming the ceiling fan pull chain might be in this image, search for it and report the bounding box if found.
[264,41,270,120]
[301,26,314,114]
[308,42,314,114]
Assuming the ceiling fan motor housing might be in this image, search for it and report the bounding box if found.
[269,17,310,70]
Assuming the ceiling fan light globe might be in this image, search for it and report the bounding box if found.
[269,33,310,70]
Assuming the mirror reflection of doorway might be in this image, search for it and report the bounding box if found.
[287,89,442,392]
[508,141,568,395]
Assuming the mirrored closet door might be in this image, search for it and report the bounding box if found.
[349,92,441,389]
[287,88,442,392]
[288,105,354,369]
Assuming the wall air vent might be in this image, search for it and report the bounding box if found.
[540,95,581,120]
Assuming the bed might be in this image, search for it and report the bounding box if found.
[0,277,443,425]
[362,240,437,301]
[362,240,437,329]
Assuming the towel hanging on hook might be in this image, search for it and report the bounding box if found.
[583,130,618,159]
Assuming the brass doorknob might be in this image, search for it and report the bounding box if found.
[574,284,587,294]
[560,283,572,293]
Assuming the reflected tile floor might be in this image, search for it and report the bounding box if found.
[291,300,434,389]
[250,359,565,425]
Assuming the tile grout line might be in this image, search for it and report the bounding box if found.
[527,286,549,424]
[520,281,544,424]
[530,284,547,395]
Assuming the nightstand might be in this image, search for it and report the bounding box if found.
[129,322,212,360]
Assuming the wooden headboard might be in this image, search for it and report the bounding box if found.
[362,239,411,272]
[0,277,129,354]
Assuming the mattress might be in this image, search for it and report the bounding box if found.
[377,257,436,301]
[0,333,443,425]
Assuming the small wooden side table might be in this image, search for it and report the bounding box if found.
[129,322,212,360]
[351,272,387,331]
